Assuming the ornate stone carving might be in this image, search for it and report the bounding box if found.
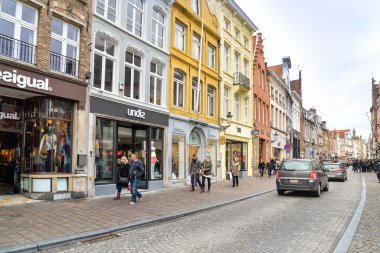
[153,4,166,15]
[96,30,118,44]
[126,45,144,56]
[151,57,166,66]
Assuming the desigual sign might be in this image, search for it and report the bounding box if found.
[0,69,52,91]
[0,112,21,120]
[127,108,146,119]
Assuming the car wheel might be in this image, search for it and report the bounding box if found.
[323,182,329,192]
[314,184,321,197]
[277,189,285,195]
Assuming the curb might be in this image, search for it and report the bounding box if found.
[333,174,366,253]
[0,188,275,253]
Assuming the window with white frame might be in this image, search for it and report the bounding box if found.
[174,22,185,51]
[0,0,37,63]
[149,62,163,105]
[243,97,248,124]
[96,0,116,22]
[192,33,200,60]
[207,85,215,117]
[173,70,184,107]
[207,44,215,69]
[244,36,249,48]
[126,0,143,37]
[234,93,240,121]
[50,18,80,76]
[192,78,201,112]
[223,17,230,31]
[151,8,165,48]
[124,50,142,100]
[234,52,240,73]
[191,0,199,15]
[243,58,249,76]
[234,27,240,40]
[93,35,115,92]
[224,87,229,117]
[223,44,229,72]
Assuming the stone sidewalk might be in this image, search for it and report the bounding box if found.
[0,176,276,252]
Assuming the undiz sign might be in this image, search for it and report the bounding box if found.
[0,69,52,91]
[127,108,146,119]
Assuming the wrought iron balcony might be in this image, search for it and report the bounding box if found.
[233,72,250,91]
[50,52,79,77]
[0,34,36,64]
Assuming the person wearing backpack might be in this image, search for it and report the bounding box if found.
[129,153,145,205]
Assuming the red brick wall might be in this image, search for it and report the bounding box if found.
[29,0,92,81]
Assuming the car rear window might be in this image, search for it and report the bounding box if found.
[324,164,340,169]
[280,161,311,171]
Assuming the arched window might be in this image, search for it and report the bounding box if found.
[126,0,144,37]
[173,70,184,107]
[207,85,215,117]
[151,8,165,48]
[192,78,202,112]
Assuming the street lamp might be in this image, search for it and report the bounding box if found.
[221,112,233,131]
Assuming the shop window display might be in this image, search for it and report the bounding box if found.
[24,99,72,173]
[207,139,217,176]
[95,119,114,183]
[171,134,185,180]
[150,127,163,180]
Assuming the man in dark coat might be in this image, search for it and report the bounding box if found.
[129,153,145,205]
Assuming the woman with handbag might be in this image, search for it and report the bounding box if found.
[200,156,212,193]
[231,156,240,187]
[114,156,130,200]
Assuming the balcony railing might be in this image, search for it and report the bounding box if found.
[50,52,79,77]
[0,34,36,64]
[233,72,250,91]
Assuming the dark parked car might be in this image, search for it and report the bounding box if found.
[323,163,347,182]
[276,159,329,197]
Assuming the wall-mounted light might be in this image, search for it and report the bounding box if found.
[221,112,233,131]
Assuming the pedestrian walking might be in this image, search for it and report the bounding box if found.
[266,160,273,178]
[258,159,265,177]
[129,153,145,205]
[189,154,202,191]
[375,161,380,183]
[114,156,130,200]
[200,156,212,192]
[231,156,239,187]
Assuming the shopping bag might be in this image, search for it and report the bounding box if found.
[226,171,232,180]
[186,175,192,185]
[127,182,131,191]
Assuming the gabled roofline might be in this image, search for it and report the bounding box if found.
[227,0,259,31]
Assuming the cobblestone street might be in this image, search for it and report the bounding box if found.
[348,172,380,253]
[47,170,363,253]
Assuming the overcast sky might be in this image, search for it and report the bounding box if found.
[235,0,380,140]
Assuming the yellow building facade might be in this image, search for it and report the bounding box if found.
[208,0,258,178]
[167,0,221,186]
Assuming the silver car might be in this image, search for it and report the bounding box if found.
[323,163,347,182]
[276,159,329,197]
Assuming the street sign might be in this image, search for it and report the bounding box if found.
[284,144,292,151]
[220,136,226,145]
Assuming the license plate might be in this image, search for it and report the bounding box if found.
[289,179,299,183]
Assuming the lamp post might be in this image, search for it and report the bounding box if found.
[220,111,233,132]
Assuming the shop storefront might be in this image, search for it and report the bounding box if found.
[168,117,219,187]
[0,62,87,199]
[293,130,301,159]
[89,96,168,196]
[271,130,286,160]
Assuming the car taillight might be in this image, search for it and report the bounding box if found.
[309,170,317,180]
[336,168,345,172]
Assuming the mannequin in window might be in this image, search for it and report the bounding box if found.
[39,122,57,172]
